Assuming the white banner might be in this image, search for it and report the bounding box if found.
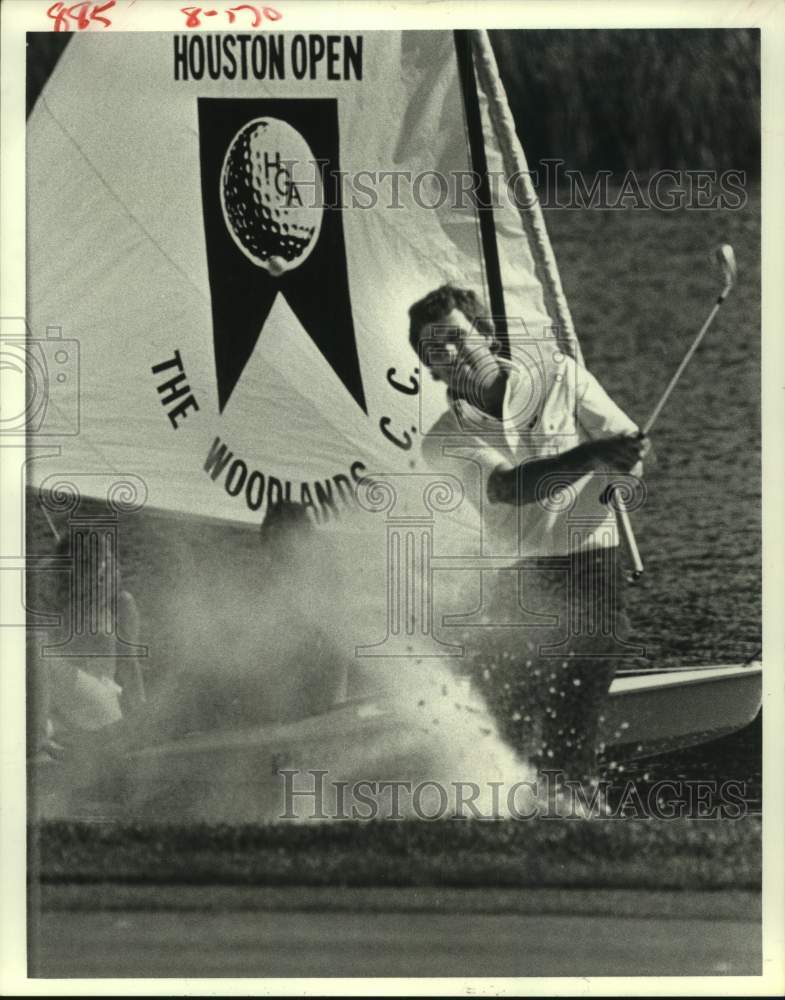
[27,30,555,526]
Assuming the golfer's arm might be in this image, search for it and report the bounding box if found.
[488,442,597,507]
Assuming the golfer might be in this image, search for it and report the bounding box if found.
[409,284,649,788]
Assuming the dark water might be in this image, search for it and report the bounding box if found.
[601,714,762,814]
[546,183,762,807]
[546,186,761,670]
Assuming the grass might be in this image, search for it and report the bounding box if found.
[33,816,760,891]
[37,884,761,920]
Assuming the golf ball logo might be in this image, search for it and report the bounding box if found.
[220,118,323,275]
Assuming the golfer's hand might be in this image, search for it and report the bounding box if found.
[629,460,644,479]
[588,433,649,473]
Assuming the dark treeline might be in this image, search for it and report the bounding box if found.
[27,29,760,174]
[491,29,760,175]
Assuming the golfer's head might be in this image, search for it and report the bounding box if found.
[408,285,501,400]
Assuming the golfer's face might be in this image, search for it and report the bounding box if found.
[421,308,499,397]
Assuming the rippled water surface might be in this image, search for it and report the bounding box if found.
[546,184,761,804]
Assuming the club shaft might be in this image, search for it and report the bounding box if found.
[611,488,644,579]
[611,247,734,583]
[642,293,726,436]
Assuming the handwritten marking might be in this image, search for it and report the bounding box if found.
[180,4,281,28]
[46,0,115,31]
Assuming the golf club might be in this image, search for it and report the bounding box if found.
[610,244,737,583]
[642,243,737,436]
[608,485,645,582]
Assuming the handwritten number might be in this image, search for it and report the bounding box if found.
[65,1,86,28]
[227,4,261,26]
[90,0,115,26]
[182,4,280,27]
[46,2,69,30]
[181,5,202,26]
[46,0,275,31]
[47,0,115,30]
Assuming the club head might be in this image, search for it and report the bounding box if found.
[715,243,737,293]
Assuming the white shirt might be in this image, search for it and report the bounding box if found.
[422,351,639,559]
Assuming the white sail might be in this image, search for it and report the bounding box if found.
[26,30,560,527]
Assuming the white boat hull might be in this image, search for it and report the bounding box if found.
[600,663,762,757]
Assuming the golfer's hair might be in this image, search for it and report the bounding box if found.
[408,285,493,359]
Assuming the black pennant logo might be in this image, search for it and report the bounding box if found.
[198,98,366,414]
